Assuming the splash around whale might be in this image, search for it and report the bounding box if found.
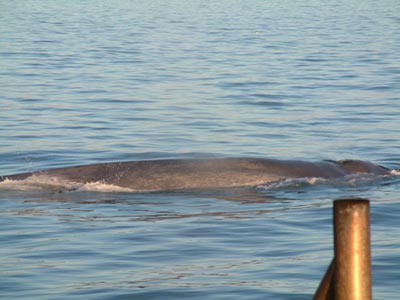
[0,157,393,193]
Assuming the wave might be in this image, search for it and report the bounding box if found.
[258,172,399,190]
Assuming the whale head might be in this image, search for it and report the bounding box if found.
[337,159,389,175]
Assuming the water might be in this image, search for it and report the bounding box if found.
[1,0,400,299]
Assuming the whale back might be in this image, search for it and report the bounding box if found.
[0,158,391,192]
[337,159,389,175]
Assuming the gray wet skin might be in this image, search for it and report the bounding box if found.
[0,158,390,192]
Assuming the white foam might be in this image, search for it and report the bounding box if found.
[0,175,80,192]
[78,182,136,193]
[259,177,326,190]
[0,175,136,193]
[390,169,400,176]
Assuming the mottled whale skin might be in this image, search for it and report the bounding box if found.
[0,158,390,192]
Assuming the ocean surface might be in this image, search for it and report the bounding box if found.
[1,1,400,299]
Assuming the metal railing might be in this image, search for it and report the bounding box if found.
[313,199,372,300]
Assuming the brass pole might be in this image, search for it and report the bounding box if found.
[333,199,372,300]
[313,258,335,300]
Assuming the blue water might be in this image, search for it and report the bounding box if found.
[1,0,400,299]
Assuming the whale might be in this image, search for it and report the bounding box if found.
[0,158,391,192]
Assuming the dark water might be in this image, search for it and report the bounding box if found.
[1,1,400,299]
